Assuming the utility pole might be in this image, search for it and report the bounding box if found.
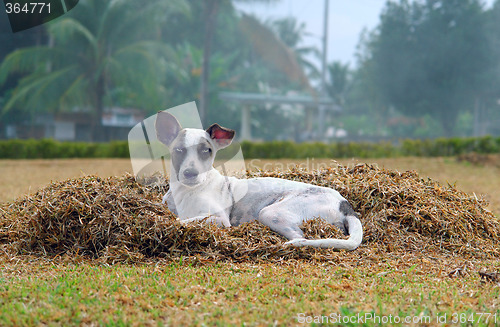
[317,0,329,141]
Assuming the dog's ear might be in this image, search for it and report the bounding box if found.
[206,124,235,150]
[155,111,181,147]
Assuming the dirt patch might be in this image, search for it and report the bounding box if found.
[456,153,500,167]
[1,164,498,264]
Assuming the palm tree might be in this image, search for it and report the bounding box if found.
[0,0,189,141]
[199,0,279,126]
[266,16,320,80]
[239,14,313,93]
[326,61,350,106]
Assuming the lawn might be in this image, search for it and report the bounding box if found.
[0,157,499,326]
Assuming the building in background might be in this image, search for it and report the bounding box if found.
[4,107,144,142]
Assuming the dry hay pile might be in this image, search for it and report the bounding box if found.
[249,165,499,257]
[0,164,498,264]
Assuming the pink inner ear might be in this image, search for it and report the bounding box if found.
[214,129,231,140]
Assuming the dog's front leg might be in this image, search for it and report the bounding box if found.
[180,215,231,227]
[162,189,178,215]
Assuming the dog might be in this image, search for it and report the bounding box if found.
[155,111,363,250]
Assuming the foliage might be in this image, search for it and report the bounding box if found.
[0,139,128,159]
[241,136,500,159]
[266,16,320,80]
[158,0,308,136]
[1,135,500,159]
[326,61,350,106]
[2,0,500,141]
[0,0,189,141]
[363,0,492,136]
[239,14,312,93]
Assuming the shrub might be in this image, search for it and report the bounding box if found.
[0,136,498,159]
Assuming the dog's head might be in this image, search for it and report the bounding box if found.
[155,111,235,187]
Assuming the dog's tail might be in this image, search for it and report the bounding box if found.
[286,215,363,251]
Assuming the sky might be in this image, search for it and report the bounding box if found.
[234,0,496,68]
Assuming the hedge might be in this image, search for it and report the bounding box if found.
[0,136,499,159]
[241,136,500,159]
[0,139,129,159]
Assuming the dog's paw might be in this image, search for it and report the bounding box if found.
[284,238,308,247]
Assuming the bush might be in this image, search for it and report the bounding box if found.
[0,136,498,159]
[0,139,129,159]
[243,136,500,159]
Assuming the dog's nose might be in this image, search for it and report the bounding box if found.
[183,168,198,179]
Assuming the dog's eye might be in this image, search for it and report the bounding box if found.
[174,147,185,153]
[201,148,212,154]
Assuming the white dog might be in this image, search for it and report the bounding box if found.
[155,111,363,250]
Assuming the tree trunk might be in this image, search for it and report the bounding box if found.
[200,0,219,127]
[92,76,105,142]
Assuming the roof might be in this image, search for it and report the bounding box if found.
[219,92,342,111]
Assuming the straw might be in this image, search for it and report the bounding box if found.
[1,164,498,264]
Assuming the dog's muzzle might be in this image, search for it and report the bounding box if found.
[180,168,200,186]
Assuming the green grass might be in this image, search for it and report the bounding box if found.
[0,257,499,326]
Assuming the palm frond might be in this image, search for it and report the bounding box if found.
[239,14,313,93]
[59,75,89,110]
[110,41,168,82]
[103,0,189,47]
[48,18,98,54]
[3,65,81,113]
[105,41,168,109]
[0,47,67,85]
